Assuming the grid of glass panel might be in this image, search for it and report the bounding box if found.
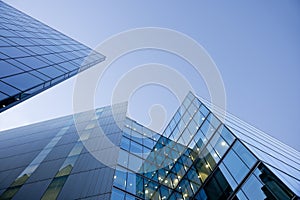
[0,125,71,199]
[199,96,300,197]
[0,103,127,199]
[0,93,298,199]
[40,124,94,200]
[111,92,299,200]
[0,1,105,112]
[113,117,162,199]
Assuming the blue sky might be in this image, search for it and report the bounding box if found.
[1,0,300,151]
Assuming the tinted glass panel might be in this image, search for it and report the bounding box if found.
[3,73,43,91]
[0,1,104,112]
[223,149,250,183]
[0,60,23,78]
[0,80,20,95]
[38,66,64,78]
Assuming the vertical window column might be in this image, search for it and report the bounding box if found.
[41,123,92,200]
[0,125,71,199]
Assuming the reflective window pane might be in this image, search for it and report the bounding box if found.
[223,149,249,183]
[3,72,43,91]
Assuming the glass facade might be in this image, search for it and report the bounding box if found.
[0,103,127,199]
[0,1,105,112]
[111,92,298,200]
[1,1,298,200]
[0,92,298,199]
[197,95,300,197]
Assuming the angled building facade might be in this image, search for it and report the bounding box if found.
[1,1,298,200]
[0,93,299,200]
[0,1,105,112]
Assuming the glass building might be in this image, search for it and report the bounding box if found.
[0,1,105,112]
[0,92,299,200]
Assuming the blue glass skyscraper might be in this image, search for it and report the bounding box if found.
[0,1,299,199]
[0,93,298,199]
[0,1,105,112]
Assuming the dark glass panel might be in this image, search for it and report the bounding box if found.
[240,164,295,199]
[0,80,20,96]
[38,66,64,79]
[0,92,8,101]
[0,60,24,78]
[0,187,20,200]
[178,178,194,199]
[41,176,68,200]
[29,70,51,81]
[158,185,172,200]
[3,72,43,91]
[17,56,48,69]
[194,157,211,182]
[194,189,208,200]
[6,58,32,71]
[203,168,233,200]
[0,46,30,58]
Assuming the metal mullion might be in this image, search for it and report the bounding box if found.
[228,161,261,200]
[191,138,238,198]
